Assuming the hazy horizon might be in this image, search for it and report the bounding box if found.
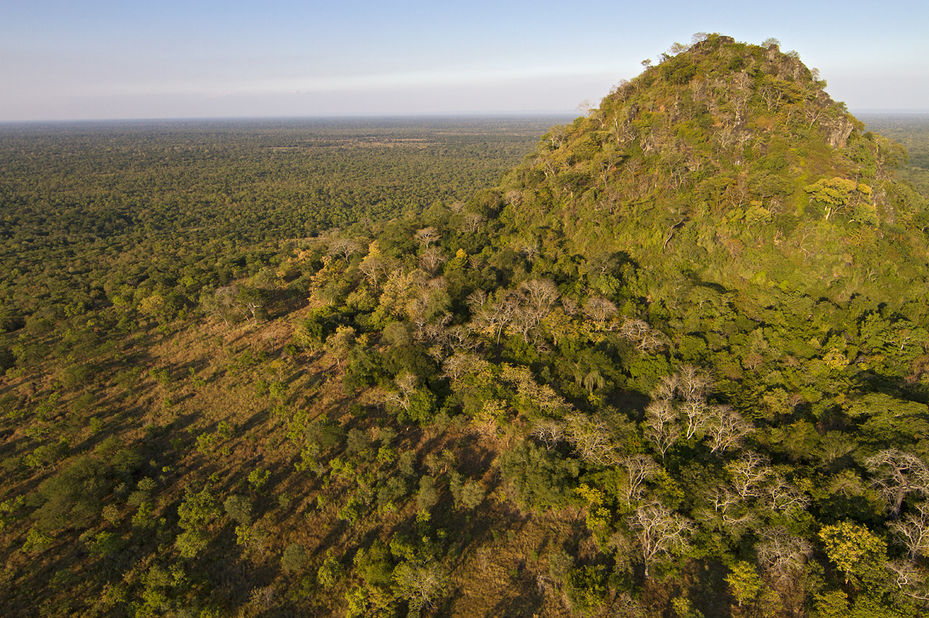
[3,1,927,122]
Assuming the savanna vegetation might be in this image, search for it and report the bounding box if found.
[2,34,929,617]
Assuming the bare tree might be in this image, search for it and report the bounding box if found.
[891,503,929,559]
[358,248,391,291]
[564,414,619,466]
[414,226,440,249]
[619,455,659,504]
[619,318,668,352]
[627,503,692,578]
[866,450,929,515]
[462,212,484,234]
[886,560,929,603]
[385,372,418,412]
[680,398,710,440]
[583,296,618,327]
[393,560,451,611]
[705,405,752,453]
[756,528,813,589]
[471,294,517,344]
[728,452,773,500]
[466,289,487,313]
[445,325,478,353]
[763,476,810,514]
[504,189,522,207]
[707,487,757,534]
[442,353,480,382]
[419,246,446,274]
[643,366,718,455]
[531,419,564,450]
[328,237,362,261]
[644,399,681,459]
[518,279,560,330]
[653,373,679,402]
[677,365,709,402]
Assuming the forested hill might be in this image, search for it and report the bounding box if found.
[495,34,928,302]
[4,35,929,616]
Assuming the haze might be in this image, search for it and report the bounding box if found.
[2,0,927,122]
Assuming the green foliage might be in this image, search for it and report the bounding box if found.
[223,495,252,525]
[416,476,439,513]
[819,522,888,585]
[317,552,344,589]
[248,468,271,491]
[281,543,308,573]
[725,561,764,607]
[499,441,579,510]
[565,564,608,615]
[175,487,219,558]
[35,456,110,532]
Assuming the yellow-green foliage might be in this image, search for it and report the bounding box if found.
[819,521,887,583]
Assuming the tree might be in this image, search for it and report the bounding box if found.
[455,479,485,510]
[224,495,253,525]
[756,528,812,591]
[619,318,668,352]
[644,399,680,459]
[175,487,220,559]
[416,476,439,512]
[819,521,887,585]
[727,452,773,500]
[392,560,450,611]
[763,476,810,514]
[419,246,446,274]
[237,286,267,322]
[886,560,929,603]
[565,414,620,466]
[35,456,109,532]
[866,449,929,515]
[385,372,419,413]
[890,503,929,559]
[359,241,392,292]
[726,561,764,608]
[582,296,618,328]
[281,543,308,572]
[328,237,361,261]
[619,455,659,504]
[627,503,692,578]
[414,226,440,248]
[705,405,751,453]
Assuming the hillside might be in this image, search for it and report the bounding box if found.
[3,35,929,617]
[496,35,928,301]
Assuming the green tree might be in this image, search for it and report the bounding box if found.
[819,521,887,585]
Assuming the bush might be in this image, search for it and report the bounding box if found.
[35,456,109,532]
[281,543,308,572]
[317,553,344,588]
[224,495,253,525]
[499,441,579,511]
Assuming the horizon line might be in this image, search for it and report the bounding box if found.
[2,109,929,127]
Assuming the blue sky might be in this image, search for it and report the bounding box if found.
[1,0,927,121]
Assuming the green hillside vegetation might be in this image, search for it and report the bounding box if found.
[2,35,929,616]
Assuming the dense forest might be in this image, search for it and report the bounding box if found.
[858,114,929,196]
[3,34,929,617]
[0,117,555,333]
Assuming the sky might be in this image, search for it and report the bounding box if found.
[1,0,927,121]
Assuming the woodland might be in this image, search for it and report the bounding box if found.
[2,34,929,617]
